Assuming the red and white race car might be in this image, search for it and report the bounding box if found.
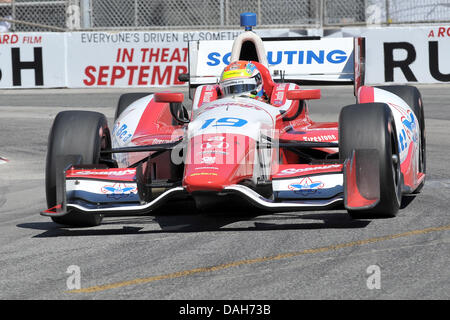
[42,13,425,226]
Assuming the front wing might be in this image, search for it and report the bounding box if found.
[41,149,385,216]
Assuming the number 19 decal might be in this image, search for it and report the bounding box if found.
[200,117,248,129]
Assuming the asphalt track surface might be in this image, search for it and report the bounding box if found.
[0,85,449,300]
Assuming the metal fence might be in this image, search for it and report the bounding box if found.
[0,0,67,31]
[387,0,450,23]
[0,0,449,32]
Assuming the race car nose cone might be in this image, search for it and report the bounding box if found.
[240,12,257,31]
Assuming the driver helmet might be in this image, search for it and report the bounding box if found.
[219,61,263,99]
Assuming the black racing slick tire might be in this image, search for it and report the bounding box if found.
[375,85,426,193]
[339,103,402,219]
[115,93,151,121]
[45,111,111,227]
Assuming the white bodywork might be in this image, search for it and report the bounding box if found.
[372,88,421,169]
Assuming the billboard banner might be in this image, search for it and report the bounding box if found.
[190,38,355,86]
[0,33,66,88]
[0,26,448,88]
[324,25,450,84]
[66,32,189,87]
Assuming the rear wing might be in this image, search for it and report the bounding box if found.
[186,36,365,97]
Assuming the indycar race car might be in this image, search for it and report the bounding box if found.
[42,13,426,227]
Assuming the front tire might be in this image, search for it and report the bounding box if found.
[339,103,402,218]
[46,111,110,227]
[115,93,151,121]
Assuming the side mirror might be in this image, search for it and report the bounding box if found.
[286,89,321,100]
[154,92,190,124]
[154,92,184,103]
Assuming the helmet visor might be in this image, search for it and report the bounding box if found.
[221,83,257,96]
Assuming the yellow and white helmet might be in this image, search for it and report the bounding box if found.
[219,61,263,98]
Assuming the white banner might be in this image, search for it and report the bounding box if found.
[66,32,188,87]
[191,38,355,84]
[0,26,449,88]
[0,33,65,88]
[324,25,450,84]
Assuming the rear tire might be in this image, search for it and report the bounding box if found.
[46,111,110,227]
[339,103,402,219]
[115,93,151,121]
[376,85,426,193]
